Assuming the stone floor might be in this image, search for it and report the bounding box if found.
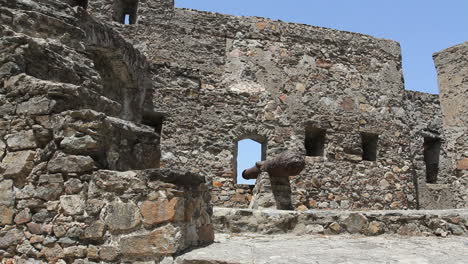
[176,233,468,264]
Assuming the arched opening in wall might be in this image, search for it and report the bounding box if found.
[305,127,326,156]
[424,137,441,183]
[87,47,139,121]
[361,133,379,161]
[113,0,139,24]
[235,138,266,185]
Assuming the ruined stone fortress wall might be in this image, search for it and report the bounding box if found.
[0,0,213,262]
[0,0,467,263]
[434,42,468,208]
[88,0,466,210]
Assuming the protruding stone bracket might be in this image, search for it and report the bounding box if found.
[141,168,206,187]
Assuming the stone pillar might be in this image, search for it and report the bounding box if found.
[433,42,468,208]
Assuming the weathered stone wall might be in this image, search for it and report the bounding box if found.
[214,207,468,237]
[88,0,420,210]
[403,91,454,209]
[0,1,212,263]
[434,42,468,208]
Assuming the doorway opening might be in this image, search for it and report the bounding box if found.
[424,137,441,183]
[236,139,265,185]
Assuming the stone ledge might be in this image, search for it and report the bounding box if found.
[213,207,468,236]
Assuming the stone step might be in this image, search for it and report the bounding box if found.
[213,207,468,236]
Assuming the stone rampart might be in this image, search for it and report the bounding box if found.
[214,207,468,237]
[0,1,213,263]
[434,42,468,208]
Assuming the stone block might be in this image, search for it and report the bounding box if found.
[38,174,64,184]
[87,245,100,260]
[48,152,95,174]
[0,140,5,158]
[0,229,24,249]
[343,213,368,234]
[92,170,144,193]
[14,208,32,225]
[5,130,37,151]
[35,184,64,201]
[27,222,43,235]
[17,97,52,115]
[99,246,120,261]
[0,150,36,186]
[30,235,44,244]
[60,195,85,215]
[456,158,468,170]
[328,222,342,234]
[60,135,99,154]
[64,178,83,194]
[448,224,465,235]
[63,245,87,258]
[140,198,184,226]
[306,224,324,234]
[32,210,54,223]
[40,244,64,263]
[120,224,180,258]
[83,221,106,240]
[0,206,14,226]
[212,181,223,188]
[397,223,421,236]
[0,180,14,206]
[104,201,141,232]
[85,199,105,216]
[367,221,385,236]
[53,226,67,238]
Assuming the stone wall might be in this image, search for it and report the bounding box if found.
[0,1,212,263]
[434,42,468,208]
[88,0,423,211]
[214,207,468,237]
[403,91,453,209]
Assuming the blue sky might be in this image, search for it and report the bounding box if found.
[176,0,467,94]
[237,139,261,185]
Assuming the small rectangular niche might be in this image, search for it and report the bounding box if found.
[113,0,139,25]
[424,137,441,183]
[361,133,379,161]
[72,0,88,9]
[305,127,326,157]
[142,113,164,136]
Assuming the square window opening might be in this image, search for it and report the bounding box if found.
[234,138,267,186]
[124,14,131,25]
[305,127,326,157]
[361,133,379,161]
[113,0,139,25]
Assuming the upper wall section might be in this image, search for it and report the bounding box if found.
[433,42,468,208]
[433,42,468,168]
[89,0,404,98]
[433,42,468,129]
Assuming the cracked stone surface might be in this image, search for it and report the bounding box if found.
[176,233,468,264]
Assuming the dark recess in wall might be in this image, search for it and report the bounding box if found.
[424,137,441,183]
[113,0,139,24]
[361,133,379,161]
[305,127,326,157]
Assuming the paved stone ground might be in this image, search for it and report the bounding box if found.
[176,233,468,264]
